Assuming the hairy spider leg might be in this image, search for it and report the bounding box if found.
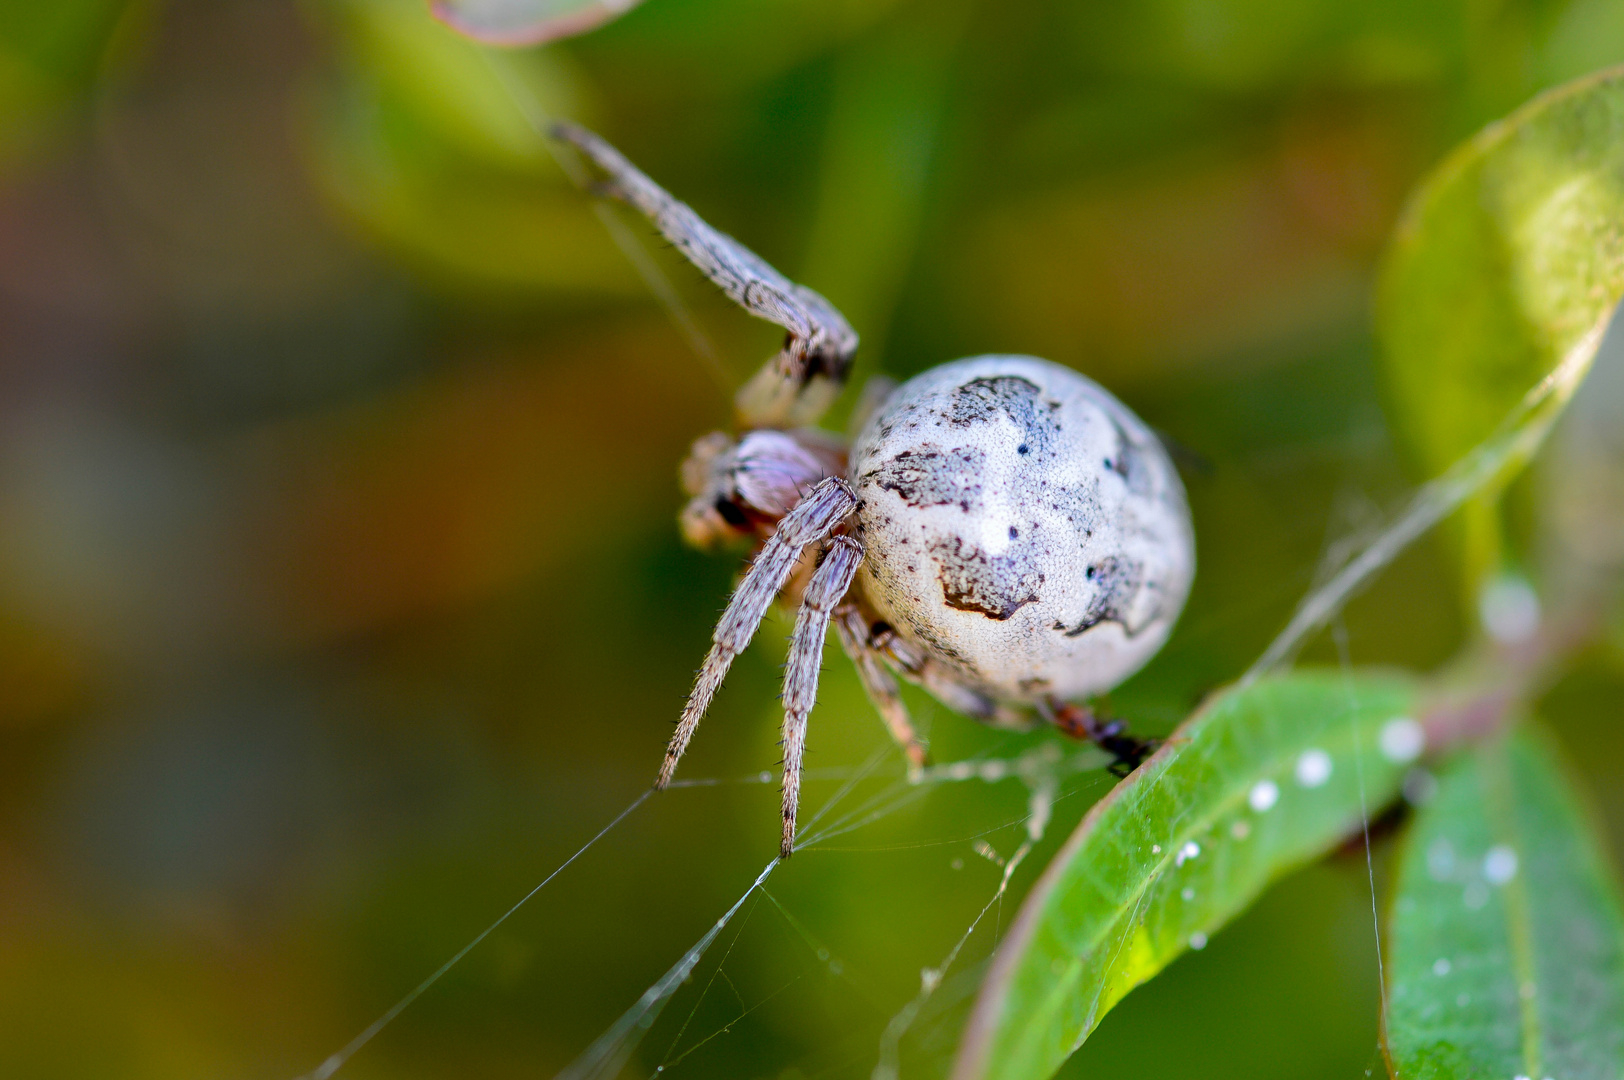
[658,477,858,790]
[834,605,929,776]
[780,537,864,858]
[869,623,1013,726]
[550,122,858,429]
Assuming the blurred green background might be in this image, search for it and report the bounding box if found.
[1,0,1622,1077]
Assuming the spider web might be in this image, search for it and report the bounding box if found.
[292,52,1610,1080]
[297,706,1117,1080]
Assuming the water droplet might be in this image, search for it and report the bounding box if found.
[758,770,773,783]
[829,959,843,976]
[1463,881,1489,910]
[1151,844,1161,854]
[1230,819,1251,840]
[1181,886,1195,901]
[1514,1074,1531,1080]
[1379,717,1425,763]
[950,857,964,870]
[1479,576,1540,644]
[1188,931,1208,950]
[1484,844,1518,885]
[1296,749,1333,788]
[1175,841,1200,866]
[817,947,830,961]
[1248,779,1280,812]
[1432,957,1451,976]
[1403,768,1438,805]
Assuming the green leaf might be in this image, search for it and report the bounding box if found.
[0,0,131,167]
[954,670,1422,1080]
[1383,726,1624,1080]
[431,0,646,47]
[1376,66,1624,585]
[324,0,579,170]
[304,0,640,294]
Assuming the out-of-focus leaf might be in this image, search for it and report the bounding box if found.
[954,670,1422,1080]
[568,0,906,96]
[797,0,967,388]
[1376,66,1624,587]
[304,0,637,293]
[0,0,137,165]
[1108,0,1459,92]
[320,0,582,171]
[1384,726,1624,1080]
[306,75,634,293]
[430,0,644,47]
[1543,306,1624,627]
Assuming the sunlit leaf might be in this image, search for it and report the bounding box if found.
[1376,66,1624,585]
[304,0,638,294]
[954,670,1422,1080]
[323,0,582,169]
[430,0,644,47]
[1384,726,1624,1080]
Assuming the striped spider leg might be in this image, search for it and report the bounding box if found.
[656,477,860,855]
[551,121,858,429]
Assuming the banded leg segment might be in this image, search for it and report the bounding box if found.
[658,477,858,790]
[834,606,928,776]
[551,122,858,428]
[780,536,863,858]
[1046,698,1157,777]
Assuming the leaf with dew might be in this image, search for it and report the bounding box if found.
[1377,65,1624,585]
[953,670,1423,1080]
[430,0,645,47]
[1383,726,1624,1080]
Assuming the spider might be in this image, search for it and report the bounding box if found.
[553,123,1196,859]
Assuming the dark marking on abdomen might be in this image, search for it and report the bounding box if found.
[1057,555,1151,637]
[931,535,1045,621]
[864,445,985,512]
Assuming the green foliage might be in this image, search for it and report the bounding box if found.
[4,3,1624,1079]
[955,671,1419,1080]
[1376,66,1624,587]
[1385,727,1624,1079]
[0,0,133,163]
[304,0,638,293]
[961,64,1624,1080]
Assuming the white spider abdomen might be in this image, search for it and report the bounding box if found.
[849,356,1194,702]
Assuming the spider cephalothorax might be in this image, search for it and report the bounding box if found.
[554,123,1195,858]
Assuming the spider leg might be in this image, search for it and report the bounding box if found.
[551,122,858,429]
[864,620,1031,729]
[834,606,928,776]
[1045,698,1158,776]
[658,477,858,790]
[780,536,863,858]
